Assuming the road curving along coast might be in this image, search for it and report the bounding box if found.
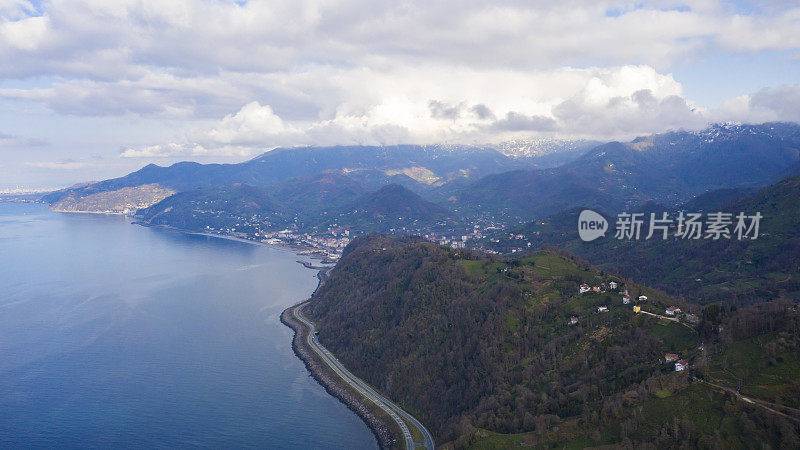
[281,299,434,450]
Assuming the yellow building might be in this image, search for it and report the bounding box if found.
[633,305,641,313]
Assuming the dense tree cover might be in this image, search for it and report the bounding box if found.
[136,175,457,233]
[320,184,456,232]
[307,235,800,447]
[499,175,800,306]
[704,300,800,408]
[136,183,290,231]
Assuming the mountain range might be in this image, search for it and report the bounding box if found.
[42,144,538,208]
[452,122,800,221]
[39,123,800,238]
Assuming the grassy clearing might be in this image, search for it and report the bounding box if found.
[648,320,698,351]
[461,259,500,278]
[641,383,724,435]
[708,334,800,407]
[524,253,595,280]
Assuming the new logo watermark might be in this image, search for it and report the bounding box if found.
[578,209,608,242]
[578,210,762,242]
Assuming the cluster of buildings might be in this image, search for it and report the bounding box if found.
[623,294,648,304]
[429,235,468,249]
[665,353,688,372]
[576,281,623,315]
[662,306,698,324]
[576,281,694,373]
[198,223,354,261]
[425,224,491,250]
[579,280,619,294]
[259,229,352,260]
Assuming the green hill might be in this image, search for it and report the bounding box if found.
[324,184,453,233]
[269,171,366,221]
[305,235,799,447]
[136,177,459,235]
[136,183,289,232]
[499,175,800,305]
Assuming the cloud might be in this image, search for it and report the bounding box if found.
[471,104,495,121]
[24,159,92,170]
[0,1,797,78]
[490,112,557,132]
[119,64,725,156]
[0,131,47,147]
[746,85,800,121]
[1,0,799,162]
[119,143,205,159]
[188,101,301,147]
[428,100,463,120]
[0,0,37,20]
[716,85,800,123]
[552,89,707,136]
[0,1,798,107]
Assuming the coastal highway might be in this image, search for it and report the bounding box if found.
[293,302,435,450]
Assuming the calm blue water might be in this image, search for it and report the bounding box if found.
[0,202,376,449]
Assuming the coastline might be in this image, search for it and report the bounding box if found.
[48,207,343,263]
[280,272,402,450]
[135,219,395,448]
[136,222,339,263]
[46,208,394,448]
[51,209,126,215]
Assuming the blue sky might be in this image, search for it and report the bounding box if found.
[0,0,799,189]
[672,50,800,106]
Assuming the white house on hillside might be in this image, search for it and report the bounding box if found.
[569,316,579,325]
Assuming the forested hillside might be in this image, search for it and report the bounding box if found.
[322,184,455,233]
[454,122,800,222]
[501,175,800,305]
[307,235,800,448]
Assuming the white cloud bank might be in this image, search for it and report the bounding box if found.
[123,66,800,158]
[0,0,798,159]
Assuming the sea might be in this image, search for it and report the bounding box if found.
[0,202,376,449]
